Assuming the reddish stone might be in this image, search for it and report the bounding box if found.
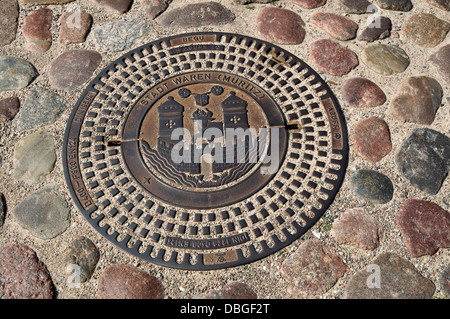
[0,97,20,123]
[0,244,54,299]
[352,117,392,162]
[396,200,450,258]
[309,39,358,76]
[429,44,450,84]
[293,0,327,9]
[90,0,133,14]
[159,2,235,28]
[281,239,346,297]
[97,264,165,299]
[257,7,305,45]
[142,0,171,19]
[47,50,102,91]
[310,13,358,41]
[22,8,53,54]
[390,76,443,125]
[342,77,386,108]
[194,282,257,299]
[331,208,384,250]
[59,11,92,45]
[403,14,450,48]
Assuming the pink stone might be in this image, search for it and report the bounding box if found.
[281,239,346,297]
[390,76,443,125]
[59,11,92,45]
[309,39,358,76]
[341,77,387,108]
[331,208,384,250]
[97,264,165,299]
[47,50,102,91]
[396,200,450,257]
[310,12,358,41]
[22,8,53,54]
[142,0,171,19]
[257,7,306,45]
[293,0,327,9]
[352,117,392,162]
[428,44,450,84]
[0,244,54,299]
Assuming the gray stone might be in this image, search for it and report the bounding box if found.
[0,0,19,47]
[14,130,56,184]
[94,19,149,52]
[12,184,70,239]
[358,16,392,42]
[362,44,410,75]
[441,265,450,295]
[16,87,66,131]
[344,253,435,299]
[63,237,100,283]
[396,128,450,195]
[390,76,443,125]
[0,193,5,229]
[349,169,394,204]
[376,0,413,11]
[159,2,235,28]
[339,0,372,13]
[48,50,102,92]
[0,56,38,91]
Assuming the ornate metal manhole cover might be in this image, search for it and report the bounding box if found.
[63,32,348,270]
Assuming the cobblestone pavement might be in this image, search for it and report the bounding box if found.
[0,0,449,299]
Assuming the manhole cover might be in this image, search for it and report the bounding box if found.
[63,32,348,270]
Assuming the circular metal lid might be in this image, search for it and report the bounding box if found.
[63,32,348,270]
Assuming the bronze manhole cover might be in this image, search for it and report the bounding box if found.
[63,32,348,270]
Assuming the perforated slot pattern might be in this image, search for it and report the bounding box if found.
[64,33,348,270]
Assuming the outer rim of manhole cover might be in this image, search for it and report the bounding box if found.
[63,32,348,270]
